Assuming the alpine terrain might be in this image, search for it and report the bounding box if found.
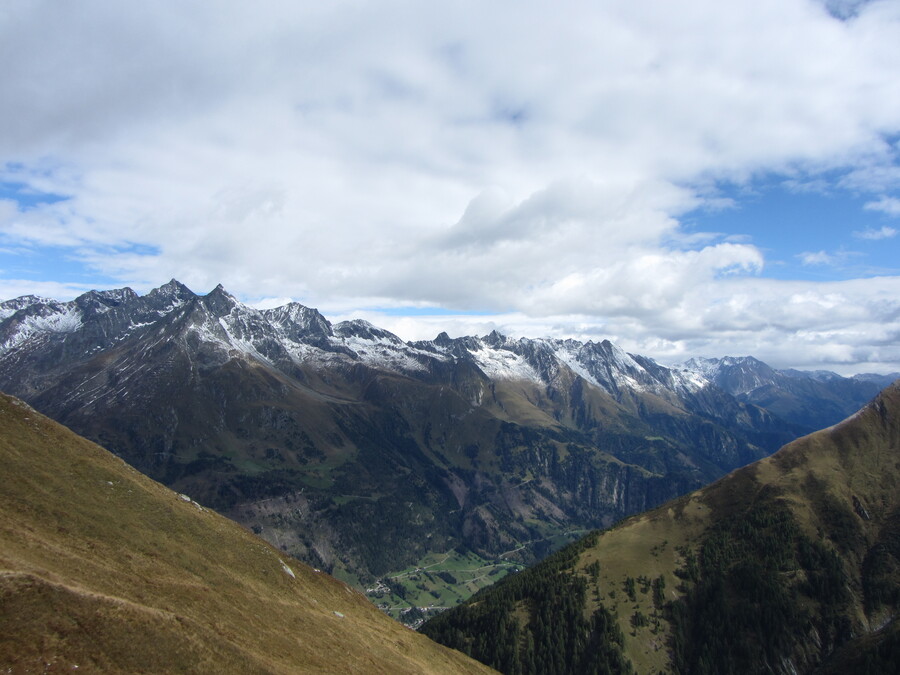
[0,281,874,620]
[0,392,496,674]
[681,356,897,432]
[421,379,900,674]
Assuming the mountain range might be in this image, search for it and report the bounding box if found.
[422,380,900,674]
[682,355,897,431]
[0,392,495,674]
[0,280,892,617]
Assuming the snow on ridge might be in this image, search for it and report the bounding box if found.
[333,334,432,372]
[333,319,405,345]
[674,367,710,391]
[679,356,721,378]
[0,281,720,399]
[0,307,21,322]
[547,341,606,391]
[0,295,54,320]
[468,343,543,384]
[544,338,648,392]
[28,307,82,333]
[1,306,83,353]
[189,314,275,365]
[264,303,332,337]
[282,340,329,364]
[215,313,278,364]
[157,300,191,317]
[608,342,642,373]
[185,319,236,359]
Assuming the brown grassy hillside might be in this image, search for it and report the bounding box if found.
[0,392,496,674]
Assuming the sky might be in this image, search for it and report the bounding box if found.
[1,0,900,375]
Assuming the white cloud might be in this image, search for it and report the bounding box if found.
[253,296,297,311]
[0,278,95,302]
[2,0,900,372]
[798,250,835,266]
[854,225,898,240]
[863,197,900,216]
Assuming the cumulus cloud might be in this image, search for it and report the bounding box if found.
[854,225,898,240]
[864,197,900,216]
[2,0,900,372]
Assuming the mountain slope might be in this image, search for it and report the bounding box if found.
[422,380,900,674]
[0,392,495,674]
[0,282,802,603]
[680,355,895,431]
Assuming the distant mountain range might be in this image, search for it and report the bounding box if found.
[0,392,494,674]
[680,355,897,431]
[421,380,900,674]
[0,281,892,606]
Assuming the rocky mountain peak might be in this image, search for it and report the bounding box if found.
[153,278,195,299]
[202,283,239,316]
[482,330,507,347]
[433,331,453,347]
[143,279,197,314]
[74,287,139,313]
[333,319,402,343]
[263,302,334,340]
[0,295,54,320]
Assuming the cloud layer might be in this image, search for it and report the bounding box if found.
[2,0,900,373]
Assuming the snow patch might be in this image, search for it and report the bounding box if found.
[0,295,52,320]
[1,306,83,353]
[469,345,543,384]
[335,335,432,372]
[676,368,709,390]
[550,343,605,390]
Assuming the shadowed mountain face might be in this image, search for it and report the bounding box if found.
[0,282,820,586]
[0,393,496,674]
[422,380,900,675]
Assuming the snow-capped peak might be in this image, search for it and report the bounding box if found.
[333,319,403,344]
[0,281,722,400]
[0,295,54,321]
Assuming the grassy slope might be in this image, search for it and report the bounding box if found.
[0,393,496,675]
[573,380,900,673]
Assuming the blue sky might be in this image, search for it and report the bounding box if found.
[682,178,899,282]
[1,0,900,374]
